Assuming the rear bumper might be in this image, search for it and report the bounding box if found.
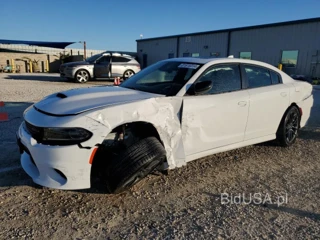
[17,123,95,190]
[298,94,314,128]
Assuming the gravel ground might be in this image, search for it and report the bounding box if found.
[0,73,319,239]
[0,73,113,102]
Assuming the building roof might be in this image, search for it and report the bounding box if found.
[0,39,75,49]
[136,17,320,42]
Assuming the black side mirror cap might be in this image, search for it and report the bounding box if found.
[194,80,212,95]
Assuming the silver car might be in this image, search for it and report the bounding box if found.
[60,52,140,83]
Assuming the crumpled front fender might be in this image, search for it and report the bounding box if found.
[85,97,186,169]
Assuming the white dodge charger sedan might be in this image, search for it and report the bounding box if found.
[17,57,313,193]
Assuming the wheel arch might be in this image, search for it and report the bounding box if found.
[90,121,168,187]
[277,102,302,133]
[287,102,302,127]
[106,121,164,146]
[124,68,135,73]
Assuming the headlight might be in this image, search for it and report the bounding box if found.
[24,122,92,145]
[42,128,92,145]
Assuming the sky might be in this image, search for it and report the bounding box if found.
[1,0,320,52]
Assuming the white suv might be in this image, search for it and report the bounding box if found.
[60,52,140,83]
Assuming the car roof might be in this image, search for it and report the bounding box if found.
[101,51,137,58]
[165,57,281,71]
[166,57,266,65]
[165,57,219,64]
[102,53,134,58]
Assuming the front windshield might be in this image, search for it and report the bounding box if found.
[86,54,102,63]
[121,61,202,96]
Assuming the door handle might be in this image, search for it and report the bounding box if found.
[238,101,247,107]
[280,92,287,97]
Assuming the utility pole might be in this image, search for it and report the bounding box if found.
[79,41,87,60]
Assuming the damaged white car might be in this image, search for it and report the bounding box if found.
[17,57,313,193]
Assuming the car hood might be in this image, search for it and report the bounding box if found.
[33,87,162,116]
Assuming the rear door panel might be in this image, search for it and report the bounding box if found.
[242,64,290,140]
[245,85,289,140]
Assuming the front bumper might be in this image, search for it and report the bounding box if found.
[17,123,97,190]
[60,68,76,79]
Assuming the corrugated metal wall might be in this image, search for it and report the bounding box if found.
[137,33,228,67]
[229,21,320,76]
[137,20,320,76]
[178,32,228,58]
[137,38,177,66]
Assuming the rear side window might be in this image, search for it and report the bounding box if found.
[270,71,282,84]
[197,64,241,94]
[244,65,272,88]
[112,56,130,63]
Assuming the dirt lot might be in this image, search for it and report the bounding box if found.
[0,73,319,239]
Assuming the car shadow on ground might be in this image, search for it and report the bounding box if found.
[265,203,320,221]
[0,101,34,189]
[4,74,114,84]
[0,168,40,189]
[4,74,68,82]
[298,128,320,141]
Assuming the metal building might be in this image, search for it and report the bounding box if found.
[136,17,320,78]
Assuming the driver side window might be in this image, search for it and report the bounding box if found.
[97,56,110,63]
[197,64,242,95]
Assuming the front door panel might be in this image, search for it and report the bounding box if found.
[94,56,110,78]
[181,90,249,156]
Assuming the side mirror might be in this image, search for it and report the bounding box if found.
[194,80,212,94]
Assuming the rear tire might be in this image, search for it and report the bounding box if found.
[106,137,166,193]
[123,69,135,80]
[276,106,300,147]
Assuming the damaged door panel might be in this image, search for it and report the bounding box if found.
[181,90,250,158]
